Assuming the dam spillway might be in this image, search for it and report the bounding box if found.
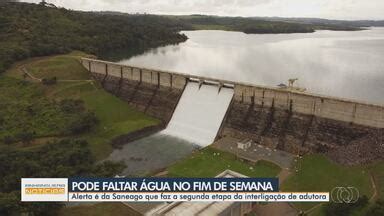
[107,81,234,175]
[162,82,234,146]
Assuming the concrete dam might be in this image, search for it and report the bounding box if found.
[81,58,384,166]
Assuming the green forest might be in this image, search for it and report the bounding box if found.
[173,15,315,33]
[0,1,189,73]
[169,15,362,33]
[0,51,160,215]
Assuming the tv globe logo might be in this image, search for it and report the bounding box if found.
[330,187,359,203]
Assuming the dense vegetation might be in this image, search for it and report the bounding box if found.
[0,52,160,214]
[0,77,99,143]
[172,15,315,33]
[366,199,384,215]
[250,17,384,28]
[323,196,369,216]
[322,197,384,216]
[170,15,364,33]
[0,1,188,73]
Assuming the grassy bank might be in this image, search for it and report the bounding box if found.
[1,51,160,159]
[167,147,281,177]
[282,154,374,212]
[371,162,384,200]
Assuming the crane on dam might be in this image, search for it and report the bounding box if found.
[288,78,299,87]
[39,0,56,8]
[278,78,306,92]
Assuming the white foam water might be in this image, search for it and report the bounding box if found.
[162,82,234,146]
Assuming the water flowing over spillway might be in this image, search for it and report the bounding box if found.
[162,82,234,146]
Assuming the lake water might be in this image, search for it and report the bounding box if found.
[118,28,384,104]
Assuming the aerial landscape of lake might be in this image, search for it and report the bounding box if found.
[3,0,384,214]
[119,28,384,104]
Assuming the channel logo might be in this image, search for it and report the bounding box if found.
[330,187,359,204]
[21,178,68,202]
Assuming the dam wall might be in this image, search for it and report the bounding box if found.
[84,58,187,90]
[81,57,383,129]
[82,59,186,123]
[227,85,383,164]
[81,58,383,164]
[235,85,383,128]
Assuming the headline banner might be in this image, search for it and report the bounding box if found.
[21,178,329,203]
[69,177,279,192]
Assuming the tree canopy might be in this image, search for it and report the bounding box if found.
[0,1,188,73]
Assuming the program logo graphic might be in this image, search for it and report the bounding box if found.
[330,187,359,203]
[21,178,68,202]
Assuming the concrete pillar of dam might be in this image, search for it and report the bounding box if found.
[139,69,142,84]
[157,72,160,88]
[313,99,320,116]
[218,82,223,93]
[287,93,291,110]
[119,67,123,84]
[114,66,124,95]
[101,63,109,86]
[311,100,317,115]
[349,103,359,124]
[130,67,133,78]
[317,98,324,117]
[252,89,255,104]
[198,79,204,89]
[262,90,265,106]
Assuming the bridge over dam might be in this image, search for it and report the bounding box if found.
[81,58,383,165]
